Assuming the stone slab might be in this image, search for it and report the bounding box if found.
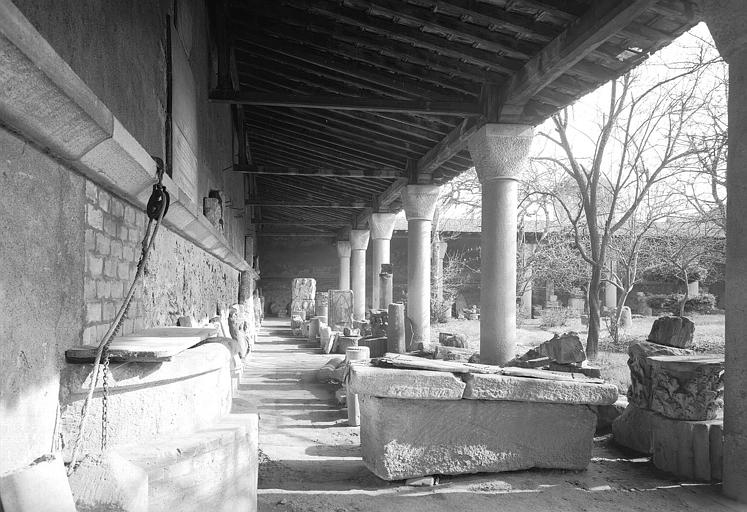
[462,373,618,405]
[360,396,596,480]
[348,364,466,400]
[0,454,77,512]
[328,290,354,329]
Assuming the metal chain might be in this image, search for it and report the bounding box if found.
[101,350,110,451]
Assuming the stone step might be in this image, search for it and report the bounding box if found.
[59,342,234,457]
[117,412,259,512]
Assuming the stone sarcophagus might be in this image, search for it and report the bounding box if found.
[348,362,617,481]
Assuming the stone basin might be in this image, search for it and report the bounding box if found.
[349,364,618,481]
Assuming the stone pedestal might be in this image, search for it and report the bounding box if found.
[401,185,440,348]
[336,241,351,290]
[328,290,354,330]
[350,230,370,321]
[468,124,533,365]
[369,213,396,313]
[379,271,393,309]
[387,303,406,354]
[315,292,328,317]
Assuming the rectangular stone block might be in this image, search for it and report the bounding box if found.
[463,373,617,405]
[291,278,316,317]
[360,396,596,480]
[348,365,466,400]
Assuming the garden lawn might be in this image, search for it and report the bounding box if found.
[430,313,725,394]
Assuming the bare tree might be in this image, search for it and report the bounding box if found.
[533,60,711,358]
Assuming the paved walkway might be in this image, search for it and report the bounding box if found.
[238,319,744,512]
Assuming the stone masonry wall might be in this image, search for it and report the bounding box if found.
[82,178,239,345]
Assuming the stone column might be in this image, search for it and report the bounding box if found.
[401,185,440,348]
[349,229,370,321]
[519,241,535,319]
[434,241,448,302]
[469,124,533,365]
[336,241,351,291]
[701,0,747,501]
[369,213,397,311]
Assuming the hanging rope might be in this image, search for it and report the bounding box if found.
[67,164,169,475]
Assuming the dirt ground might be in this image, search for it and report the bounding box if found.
[241,319,743,512]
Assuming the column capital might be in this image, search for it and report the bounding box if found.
[698,0,747,62]
[401,185,440,221]
[468,124,533,184]
[349,229,370,251]
[336,240,351,258]
[369,212,397,240]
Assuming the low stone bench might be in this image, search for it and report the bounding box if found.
[348,364,618,481]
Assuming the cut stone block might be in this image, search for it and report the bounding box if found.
[328,290,354,329]
[0,455,77,512]
[319,325,337,355]
[462,373,617,405]
[335,335,360,354]
[358,336,388,358]
[627,341,694,410]
[360,396,596,480]
[348,365,466,400]
[68,452,148,512]
[613,405,723,482]
[291,278,316,319]
[647,316,695,348]
[648,355,724,420]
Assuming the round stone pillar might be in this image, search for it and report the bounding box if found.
[350,229,370,321]
[369,213,397,311]
[401,185,440,348]
[469,124,533,365]
[700,1,747,501]
[336,241,351,290]
[434,240,448,302]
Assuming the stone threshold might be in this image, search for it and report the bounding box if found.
[0,1,255,275]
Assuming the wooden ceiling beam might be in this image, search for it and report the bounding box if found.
[344,0,537,60]
[233,164,402,179]
[211,91,482,116]
[233,17,481,97]
[233,36,454,99]
[250,132,402,170]
[246,199,368,209]
[293,0,522,75]
[244,120,415,165]
[415,117,486,182]
[496,0,658,121]
[246,108,433,154]
[249,145,367,172]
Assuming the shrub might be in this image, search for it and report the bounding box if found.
[646,293,717,315]
[538,307,571,328]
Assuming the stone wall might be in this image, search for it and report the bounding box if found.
[0,0,247,475]
[0,127,86,474]
[258,236,340,314]
[82,178,240,346]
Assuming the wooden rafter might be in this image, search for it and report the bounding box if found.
[233,164,402,178]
